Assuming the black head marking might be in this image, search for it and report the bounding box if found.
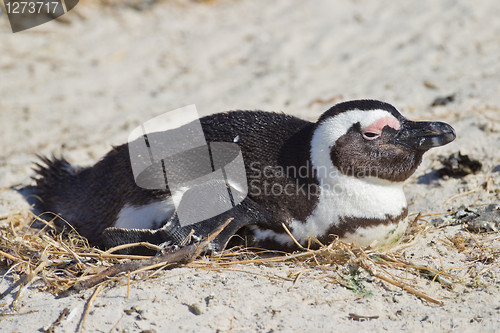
[318,99,404,124]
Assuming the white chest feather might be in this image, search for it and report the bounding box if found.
[253,176,407,246]
[290,176,407,242]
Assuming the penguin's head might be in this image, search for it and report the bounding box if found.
[311,100,456,183]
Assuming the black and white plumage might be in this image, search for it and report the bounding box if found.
[33,100,456,254]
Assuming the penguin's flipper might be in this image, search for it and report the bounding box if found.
[96,227,170,256]
[99,194,274,255]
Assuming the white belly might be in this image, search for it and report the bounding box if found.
[114,199,175,230]
[253,176,408,248]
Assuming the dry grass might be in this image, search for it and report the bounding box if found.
[1,210,498,310]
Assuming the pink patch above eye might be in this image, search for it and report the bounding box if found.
[362,117,400,138]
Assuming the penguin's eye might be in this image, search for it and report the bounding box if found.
[362,131,381,140]
[361,117,399,141]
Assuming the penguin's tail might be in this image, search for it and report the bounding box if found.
[31,155,82,209]
[30,155,87,235]
[32,155,78,188]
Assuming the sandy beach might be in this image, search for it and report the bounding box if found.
[1,0,499,331]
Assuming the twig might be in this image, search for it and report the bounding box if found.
[0,274,28,301]
[281,223,305,250]
[288,271,304,291]
[372,272,443,305]
[373,254,453,278]
[57,218,233,298]
[59,252,153,260]
[12,279,24,310]
[196,251,314,266]
[359,251,444,305]
[41,235,84,266]
[126,271,130,299]
[0,255,48,303]
[0,310,38,317]
[464,228,483,250]
[0,250,22,262]
[314,296,363,305]
[79,284,103,333]
[11,254,49,308]
[103,242,162,254]
[43,307,70,333]
[309,236,325,248]
[348,313,379,321]
[180,229,195,246]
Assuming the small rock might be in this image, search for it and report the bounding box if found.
[464,205,500,233]
[423,81,438,89]
[436,152,482,178]
[431,94,455,106]
[448,204,500,233]
[184,303,203,315]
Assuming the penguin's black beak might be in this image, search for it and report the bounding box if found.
[392,120,456,151]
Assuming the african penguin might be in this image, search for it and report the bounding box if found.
[32,100,456,254]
